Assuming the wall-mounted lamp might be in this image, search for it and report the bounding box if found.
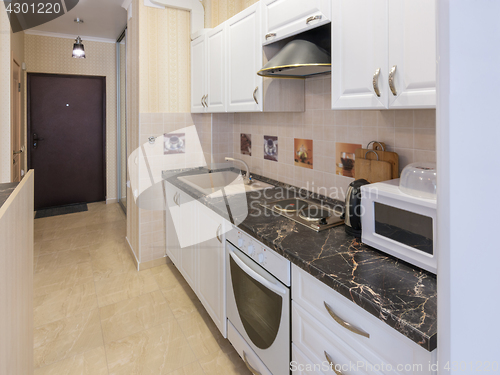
[72,18,86,59]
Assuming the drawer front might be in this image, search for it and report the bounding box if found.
[292,265,435,375]
[293,302,383,375]
[262,0,331,44]
[227,320,273,375]
[292,344,325,375]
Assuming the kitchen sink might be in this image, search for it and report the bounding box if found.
[178,171,274,197]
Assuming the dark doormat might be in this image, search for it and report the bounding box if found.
[35,203,88,219]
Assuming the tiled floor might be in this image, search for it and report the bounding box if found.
[33,202,251,375]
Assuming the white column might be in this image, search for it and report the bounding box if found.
[437,0,500,372]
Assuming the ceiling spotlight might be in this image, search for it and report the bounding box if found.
[72,18,86,59]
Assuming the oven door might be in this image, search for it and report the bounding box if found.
[226,241,290,375]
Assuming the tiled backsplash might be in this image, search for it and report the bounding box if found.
[221,75,436,201]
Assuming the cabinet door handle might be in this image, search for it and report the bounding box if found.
[324,301,370,338]
[201,95,205,107]
[265,32,276,40]
[243,351,262,375]
[216,224,222,243]
[173,192,180,207]
[204,94,208,107]
[324,351,344,375]
[306,15,322,24]
[389,65,397,96]
[372,68,381,97]
[252,86,259,105]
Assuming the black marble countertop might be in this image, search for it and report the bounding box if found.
[0,182,19,210]
[162,168,437,352]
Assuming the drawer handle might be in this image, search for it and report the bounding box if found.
[253,86,259,105]
[324,302,370,338]
[216,224,222,243]
[389,65,397,96]
[174,192,180,207]
[372,68,381,97]
[324,351,344,375]
[243,351,261,375]
[306,15,322,24]
[265,32,276,40]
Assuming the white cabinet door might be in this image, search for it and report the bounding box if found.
[227,3,263,112]
[191,33,207,113]
[262,0,331,45]
[163,182,181,267]
[388,0,436,108]
[206,24,227,113]
[331,0,389,110]
[176,191,198,290]
[196,204,227,337]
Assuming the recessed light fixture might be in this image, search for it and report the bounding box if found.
[72,18,86,59]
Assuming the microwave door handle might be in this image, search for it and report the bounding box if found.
[229,250,287,295]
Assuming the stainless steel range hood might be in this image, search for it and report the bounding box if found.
[257,39,331,79]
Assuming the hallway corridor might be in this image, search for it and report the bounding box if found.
[33,202,250,375]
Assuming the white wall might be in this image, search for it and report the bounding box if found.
[437,0,500,371]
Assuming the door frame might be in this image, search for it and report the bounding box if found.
[26,72,107,201]
[11,55,22,182]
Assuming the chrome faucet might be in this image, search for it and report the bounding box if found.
[225,157,251,185]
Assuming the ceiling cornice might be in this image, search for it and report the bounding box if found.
[24,29,117,44]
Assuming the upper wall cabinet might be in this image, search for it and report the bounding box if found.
[227,3,263,112]
[332,0,436,110]
[191,32,207,113]
[191,25,227,113]
[262,0,331,45]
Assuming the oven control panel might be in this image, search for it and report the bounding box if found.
[227,227,290,286]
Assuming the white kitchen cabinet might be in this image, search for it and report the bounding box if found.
[262,0,331,45]
[227,3,263,112]
[331,0,389,110]
[196,204,227,336]
[331,0,436,109]
[206,24,227,112]
[292,264,437,375]
[163,181,181,267]
[191,32,207,113]
[388,0,436,108]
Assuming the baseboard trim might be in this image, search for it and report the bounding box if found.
[106,198,118,204]
[125,237,140,271]
[138,256,170,271]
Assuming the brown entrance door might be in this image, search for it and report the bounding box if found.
[28,73,106,210]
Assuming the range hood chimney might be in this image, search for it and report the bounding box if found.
[257,39,331,79]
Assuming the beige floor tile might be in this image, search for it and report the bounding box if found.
[178,308,232,359]
[105,320,196,375]
[34,262,94,297]
[35,247,91,274]
[198,348,251,375]
[90,243,136,281]
[151,263,186,290]
[34,281,98,327]
[34,346,108,375]
[94,269,159,307]
[38,238,78,255]
[100,290,173,343]
[34,309,104,369]
[167,361,205,375]
[161,282,201,319]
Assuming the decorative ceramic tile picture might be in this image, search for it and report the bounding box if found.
[241,133,252,156]
[294,138,313,169]
[164,133,186,154]
[264,135,278,162]
[335,142,362,178]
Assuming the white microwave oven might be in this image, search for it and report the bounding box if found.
[361,179,437,274]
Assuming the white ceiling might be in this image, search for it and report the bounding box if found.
[29,0,127,41]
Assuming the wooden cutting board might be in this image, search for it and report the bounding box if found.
[356,158,392,183]
[355,148,399,179]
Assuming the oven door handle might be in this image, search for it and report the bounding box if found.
[229,250,287,295]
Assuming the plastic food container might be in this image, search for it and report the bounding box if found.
[399,162,437,199]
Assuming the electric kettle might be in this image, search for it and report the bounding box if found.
[343,179,370,236]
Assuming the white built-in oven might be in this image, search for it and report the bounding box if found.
[226,228,290,375]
